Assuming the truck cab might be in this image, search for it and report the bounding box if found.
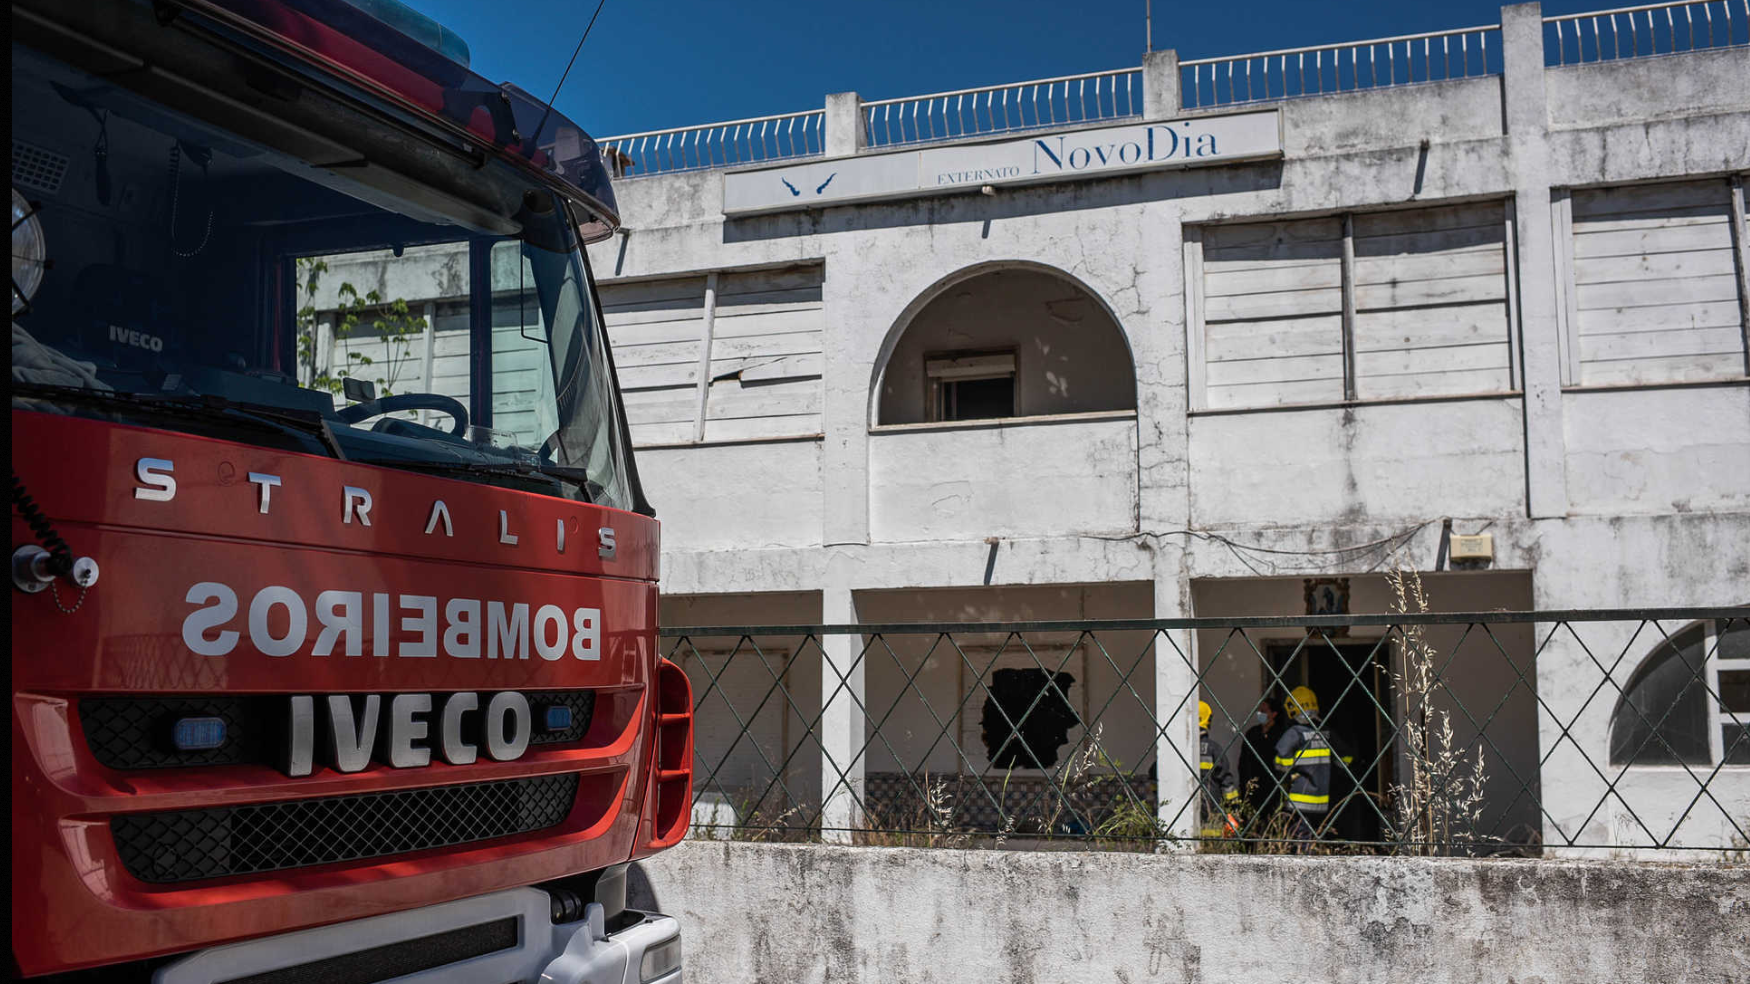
[10,0,690,979]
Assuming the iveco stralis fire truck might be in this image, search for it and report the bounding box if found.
[11,0,692,980]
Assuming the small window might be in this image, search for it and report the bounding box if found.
[1721,621,1750,765]
[1721,670,1750,715]
[1724,724,1750,765]
[927,351,1016,423]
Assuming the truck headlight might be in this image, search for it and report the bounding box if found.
[640,934,681,982]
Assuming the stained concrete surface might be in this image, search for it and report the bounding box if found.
[634,841,1750,983]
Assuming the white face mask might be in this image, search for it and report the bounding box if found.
[1249,711,1269,730]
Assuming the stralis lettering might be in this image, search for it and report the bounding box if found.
[182,581,603,660]
[129,456,618,559]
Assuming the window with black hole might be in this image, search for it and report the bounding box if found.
[927,351,1017,423]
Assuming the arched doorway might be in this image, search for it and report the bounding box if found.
[875,266,1137,426]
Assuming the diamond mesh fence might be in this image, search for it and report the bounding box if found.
[665,607,1749,856]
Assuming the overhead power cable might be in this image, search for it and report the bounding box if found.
[1088,520,1441,578]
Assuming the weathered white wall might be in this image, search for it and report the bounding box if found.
[1563,386,1750,516]
[637,439,824,550]
[1546,46,1750,129]
[633,842,1750,984]
[594,26,1750,848]
[868,415,1138,541]
[1185,400,1528,529]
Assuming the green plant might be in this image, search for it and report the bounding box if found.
[1387,563,1489,856]
[294,256,425,399]
[855,775,970,849]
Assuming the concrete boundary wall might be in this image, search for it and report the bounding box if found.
[633,841,1749,983]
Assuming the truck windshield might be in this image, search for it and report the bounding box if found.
[10,42,633,511]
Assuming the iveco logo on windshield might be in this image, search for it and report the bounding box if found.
[282,691,531,777]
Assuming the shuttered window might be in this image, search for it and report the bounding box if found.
[600,276,710,446]
[1563,177,1750,387]
[601,263,824,446]
[704,266,824,441]
[1188,201,1516,411]
[1195,216,1346,409]
[1351,202,1513,399]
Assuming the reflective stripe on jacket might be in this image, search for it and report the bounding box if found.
[1274,720,1335,814]
[1199,731,1238,812]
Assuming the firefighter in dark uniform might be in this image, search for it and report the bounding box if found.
[1273,686,1350,845]
[1197,700,1238,839]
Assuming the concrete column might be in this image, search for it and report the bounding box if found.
[1152,553,1198,844]
[818,567,864,842]
[824,91,865,158]
[820,248,872,546]
[1142,49,1181,120]
[1135,208,1192,535]
[1501,2,1569,519]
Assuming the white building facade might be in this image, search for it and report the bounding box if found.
[308,3,1750,852]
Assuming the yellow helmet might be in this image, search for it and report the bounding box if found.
[1288,686,1319,721]
[1198,700,1213,730]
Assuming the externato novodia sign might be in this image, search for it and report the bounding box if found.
[722,107,1282,215]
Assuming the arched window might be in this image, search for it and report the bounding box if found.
[1609,619,1750,767]
[875,267,1136,426]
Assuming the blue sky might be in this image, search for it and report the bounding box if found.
[406,0,1614,137]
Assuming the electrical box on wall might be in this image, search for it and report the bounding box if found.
[1449,533,1494,563]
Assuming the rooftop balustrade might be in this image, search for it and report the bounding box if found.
[599,0,1747,178]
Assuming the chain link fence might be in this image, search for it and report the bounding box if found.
[664,603,1748,857]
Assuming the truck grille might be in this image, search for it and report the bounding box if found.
[80,691,595,770]
[111,773,580,883]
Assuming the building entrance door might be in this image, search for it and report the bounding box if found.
[1267,639,1396,843]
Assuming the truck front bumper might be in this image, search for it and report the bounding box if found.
[152,887,681,984]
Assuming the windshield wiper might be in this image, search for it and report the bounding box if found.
[12,383,346,459]
[353,458,595,503]
[534,462,612,505]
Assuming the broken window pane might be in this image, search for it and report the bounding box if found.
[980,668,1078,769]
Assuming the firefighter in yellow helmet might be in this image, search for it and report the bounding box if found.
[1197,700,1239,838]
[1272,686,1349,844]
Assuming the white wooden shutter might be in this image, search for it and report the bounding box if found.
[702,265,824,441]
[600,276,709,446]
[1350,201,1513,399]
[1198,216,1346,409]
[1570,179,1747,386]
[425,301,473,429]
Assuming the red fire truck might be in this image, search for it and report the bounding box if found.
[11,0,692,980]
